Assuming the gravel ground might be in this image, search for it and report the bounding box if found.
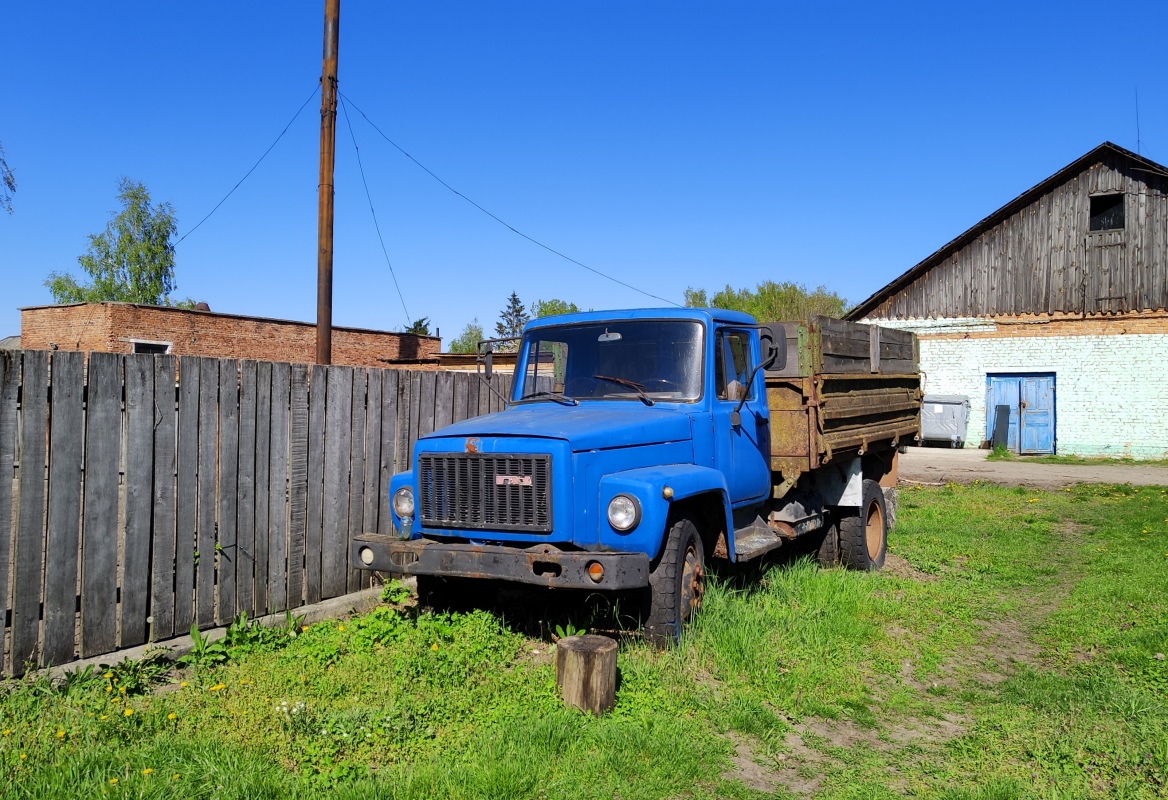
[899,446,1168,489]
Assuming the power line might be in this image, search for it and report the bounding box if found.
[338,92,682,307]
[338,95,412,327]
[176,84,320,245]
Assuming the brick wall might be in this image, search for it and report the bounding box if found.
[20,303,441,369]
[866,312,1168,459]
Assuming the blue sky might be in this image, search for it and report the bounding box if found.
[3,1,1166,344]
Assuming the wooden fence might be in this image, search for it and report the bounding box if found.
[0,350,510,675]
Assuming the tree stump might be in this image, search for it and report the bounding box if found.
[555,634,618,716]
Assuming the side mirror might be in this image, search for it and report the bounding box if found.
[480,341,494,379]
[731,359,768,427]
[759,325,787,373]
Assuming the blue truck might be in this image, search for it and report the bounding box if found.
[352,308,921,643]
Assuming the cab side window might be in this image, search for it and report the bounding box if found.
[715,330,753,401]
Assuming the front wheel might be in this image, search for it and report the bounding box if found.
[838,479,888,571]
[644,516,705,646]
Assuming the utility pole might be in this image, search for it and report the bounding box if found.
[316,0,340,365]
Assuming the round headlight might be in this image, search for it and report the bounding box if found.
[607,494,641,532]
[393,487,415,518]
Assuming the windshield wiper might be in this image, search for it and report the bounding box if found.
[592,374,655,406]
[523,390,579,406]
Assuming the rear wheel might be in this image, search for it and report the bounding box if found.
[815,517,840,567]
[644,516,705,646]
[839,479,887,571]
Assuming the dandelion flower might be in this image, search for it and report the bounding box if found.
[104,671,113,679]
[338,625,345,632]
[180,681,189,688]
[142,768,153,776]
[209,682,226,692]
[431,643,439,651]
[173,774,181,780]
[119,686,127,694]
[124,708,134,717]
[110,778,118,785]
[56,729,65,739]
[105,686,113,693]
[167,713,177,721]
[19,753,26,760]
[2,729,10,736]
[99,715,108,720]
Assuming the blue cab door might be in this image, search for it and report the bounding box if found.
[986,374,1055,454]
[712,327,771,506]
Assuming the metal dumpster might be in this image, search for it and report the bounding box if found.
[920,394,971,448]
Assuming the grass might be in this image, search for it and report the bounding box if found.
[2,482,1167,798]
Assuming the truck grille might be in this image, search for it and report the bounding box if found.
[418,453,553,533]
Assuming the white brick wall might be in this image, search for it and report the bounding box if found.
[866,319,1168,459]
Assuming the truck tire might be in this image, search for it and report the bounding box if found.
[644,515,705,646]
[838,479,887,571]
[815,517,840,567]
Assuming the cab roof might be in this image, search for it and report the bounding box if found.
[523,307,757,333]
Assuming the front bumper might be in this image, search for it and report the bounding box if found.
[351,535,650,590]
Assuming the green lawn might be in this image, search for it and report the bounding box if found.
[2,481,1167,798]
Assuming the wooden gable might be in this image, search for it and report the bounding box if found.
[848,143,1168,320]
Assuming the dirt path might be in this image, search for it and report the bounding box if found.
[899,447,1168,489]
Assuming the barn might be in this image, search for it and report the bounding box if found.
[847,142,1168,459]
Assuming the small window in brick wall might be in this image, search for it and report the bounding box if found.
[1089,193,1125,231]
[132,341,171,355]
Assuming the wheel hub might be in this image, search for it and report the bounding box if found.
[680,547,705,619]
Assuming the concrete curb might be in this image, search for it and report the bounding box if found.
[40,587,384,682]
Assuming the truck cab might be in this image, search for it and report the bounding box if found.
[353,308,917,643]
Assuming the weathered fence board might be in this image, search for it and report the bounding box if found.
[236,361,258,617]
[80,353,121,658]
[195,359,218,628]
[174,358,199,632]
[253,362,272,613]
[0,351,512,674]
[215,359,240,625]
[346,370,368,593]
[288,364,309,608]
[321,367,353,599]
[12,351,49,672]
[0,353,19,669]
[150,355,178,641]
[43,351,83,667]
[122,355,155,647]
[304,365,327,606]
[377,370,398,536]
[268,363,291,612]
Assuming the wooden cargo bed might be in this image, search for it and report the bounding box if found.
[763,317,921,480]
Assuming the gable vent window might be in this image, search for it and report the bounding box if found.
[1089,193,1125,231]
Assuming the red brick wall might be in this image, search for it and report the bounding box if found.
[20,303,440,368]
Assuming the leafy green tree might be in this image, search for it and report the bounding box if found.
[495,291,530,346]
[684,280,848,322]
[45,178,192,306]
[531,298,581,318]
[0,141,15,214]
[447,319,484,354]
[405,317,432,336]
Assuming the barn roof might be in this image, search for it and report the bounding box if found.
[846,142,1168,320]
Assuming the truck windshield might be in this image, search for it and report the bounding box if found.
[516,320,704,404]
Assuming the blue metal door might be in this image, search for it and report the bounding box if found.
[986,374,1055,454]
